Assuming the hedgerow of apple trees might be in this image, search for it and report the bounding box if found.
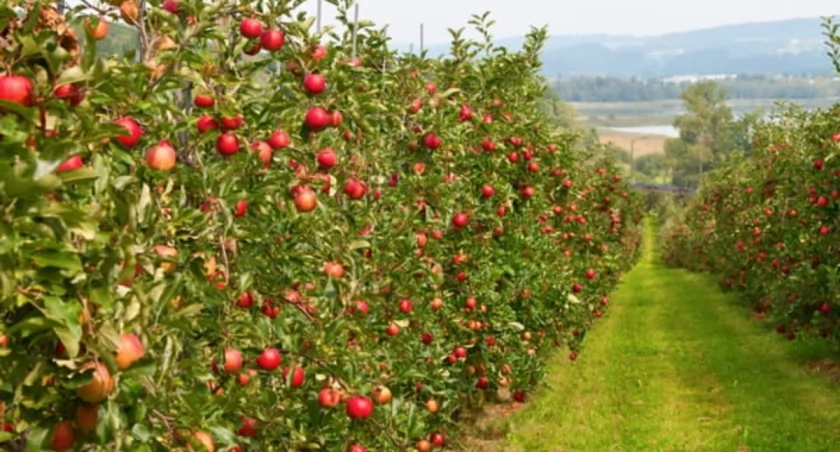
[661,100,840,342]
[0,0,643,450]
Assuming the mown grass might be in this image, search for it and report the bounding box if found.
[462,219,840,452]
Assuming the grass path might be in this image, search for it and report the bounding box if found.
[476,220,840,452]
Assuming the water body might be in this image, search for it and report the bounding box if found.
[604,125,680,138]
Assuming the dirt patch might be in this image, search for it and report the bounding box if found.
[804,359,840,382]
[447,401,526,452]
[598,130,667,157]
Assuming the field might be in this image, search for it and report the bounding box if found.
[575,97,840,127]
[596,129,668,157]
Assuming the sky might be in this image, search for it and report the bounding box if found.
[292,0,839,44]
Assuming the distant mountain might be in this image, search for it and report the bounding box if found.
[400,17,838,77]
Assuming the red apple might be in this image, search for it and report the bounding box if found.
[216,133,239,156]
[50,420,75,451]
[267,130,290,149]
[318,388,341,408]
[345,395,374,419]
[113,117,143,148]
[239,18,264,38]
[294,186,318,212]
[0,74,34,107]
[196,115,218,133]
[56,155,84,173]
[305,107,330,131]
[256,348,281,371]
[193,93,214,108]
[146,142,177,170]
[281,366,305,388]
[260,29,285,51]
[317,147,337,170]
[53,84,84,106]
[303,73,326,95]
[115,333,144,369]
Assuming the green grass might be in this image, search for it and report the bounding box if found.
[484,219,840,452]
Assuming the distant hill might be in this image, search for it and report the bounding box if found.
[95,16,838,77]
[403,17,839,77]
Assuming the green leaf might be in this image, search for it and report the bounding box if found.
[31,249,82,273]
[57,167,100,184]
[42,296,83,358]
[56,65,88,86]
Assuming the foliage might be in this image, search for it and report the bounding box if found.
[0,0,642,451]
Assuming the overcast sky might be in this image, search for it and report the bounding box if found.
[293,0,839,44]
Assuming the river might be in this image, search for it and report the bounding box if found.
[603,125,680,138]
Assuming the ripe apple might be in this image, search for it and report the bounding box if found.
[417,440,432,452]
[153,245,178,273]
[348,445,367,452]
[398,299,414,313]
[318,388,341,408]
[267,130,290,149]
[239,18,264,38]
[386,323,400,336]
[312,43,328,60]
[50,420,75,451]
[281,366,305,388]
[54,84,84,106]
[117,0,139,22]
[189,431,215,452]
[161,0,179,14]
[303,73,326,95]
[345,395,374,419]
[256,347,281,371]
[193,93,214,108]
[56,155,84,173]
[328,109,343,127]
[237,417,258,437]
[343,178,366,200]
[76,362,114,403]
[425,399,439,413]
[222,348,243,373]
[305,107,330,131]
[84,16,109,40]
[430,298,443,310]
[423,133,441,149]
[371,384,392,404]
[324,262,345,278]
[481,185,494,198]
[115,333,144,369]
[146,142,176,170]
[429,432,445,447]
[0,74,34,107]
[220,115,243,130]
[260,29,285,51]
[75,403,99,433]
[421,332,433,344]
[196,116,217,134]
[234,200,248,217]
[317,147,337,170]
[113,117,142,148]
[452,212,469,228]
[216,133,239,156]
[293,186,318,212]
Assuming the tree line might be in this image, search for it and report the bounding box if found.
[628,81,755,188]
[553,75,840,103]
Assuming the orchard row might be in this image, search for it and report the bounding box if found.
[0,1,642,451]
[662,103,840,343]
